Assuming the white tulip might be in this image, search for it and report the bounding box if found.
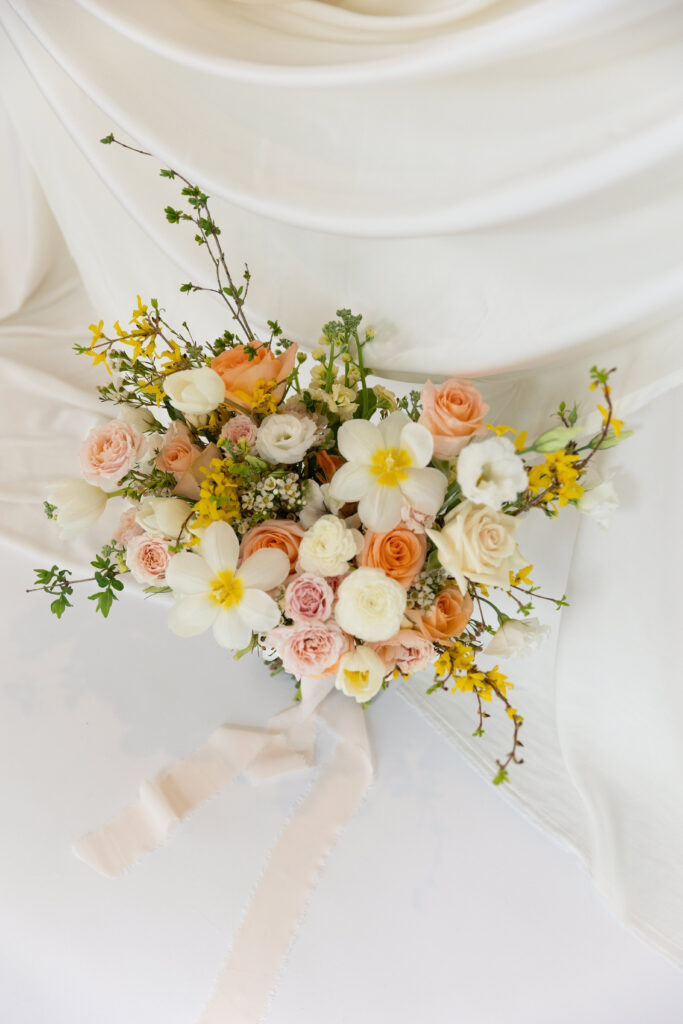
[165,520,289,650]
[456,436,528,510]
[335,646,386,703]
[484,617,551,659]
[137,497,193,540]
[334,567,407,643]
[163,367,225,416]
[48,478,107,534]
[256,413,318,465]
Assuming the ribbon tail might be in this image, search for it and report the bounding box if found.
[200,692,372,1024]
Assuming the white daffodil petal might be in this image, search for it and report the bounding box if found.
[336,419,383,463]
[328,462,374,503]
[240,589,282,632]
[400,467,448,514]
[238,548,290,591]
[166,552,214,595]
[212,607,252,650]
[358,483,404,532]
[399,422,434,468]
[168,593,217,637]
[378,410,411,451]
[201,520,240,574]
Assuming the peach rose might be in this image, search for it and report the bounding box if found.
[360,527,427,589]
[418,379,489,460]
[125,533,170,585]
[80,419,146,490]
[156,422,200,477]
[171,443,221,501]
[370,629,435,677]
[268,622,351,679]
[239,518,305,576]
[405,587,473,643]
[211,343,298,409]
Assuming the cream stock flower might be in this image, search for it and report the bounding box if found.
[456,436,528,510]
[426,500,523,592]
[334,567,407,642]
[166,520,289,650]
[335,646,386,703]
[329,411,447,533]
[297,514,363,576]
[163,367,225,416]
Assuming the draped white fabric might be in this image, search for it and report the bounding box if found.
[1,0,682,972]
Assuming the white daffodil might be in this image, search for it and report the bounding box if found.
[329,411,447,533]
[165,520,289,650]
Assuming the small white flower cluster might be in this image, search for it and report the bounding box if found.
[406,567,451,610]
[240,472,305,523]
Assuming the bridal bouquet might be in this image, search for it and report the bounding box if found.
[31,137,630,781]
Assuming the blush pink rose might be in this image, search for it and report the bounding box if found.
[126,533,170,584]
[156,422,200,477]
[418,379,489,460]
[221,413,258,450]
[113,505,143,546]
[80,419,146,489]
[268,622,351,679]
[370,629,435,678]
[284,574,335,623]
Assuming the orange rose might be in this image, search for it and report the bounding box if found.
[316,450,345,483]
[211,343,298,409]
[239,519,304,576]
[418,379,489,460]
[405,587,473,643]
[360,527,427,589]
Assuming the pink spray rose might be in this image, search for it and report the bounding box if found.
[418,379,489,460]
[113,505,143,546]
[284,574,335,623]
[268,622,351,679]
[221,413,258,450]
[125,533,170,585]
[369,629,435,677]
[79,419,146,489]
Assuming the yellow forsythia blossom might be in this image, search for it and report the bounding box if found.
[527,451,584,507]
[192,459,241,530]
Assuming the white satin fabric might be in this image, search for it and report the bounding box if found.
[1,0,682,969]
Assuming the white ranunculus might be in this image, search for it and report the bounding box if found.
[166,520,289,650]
[334,567,407,642]
[256,413,318,465]
[329,410,447,533]
[48,479,107,534]
[456,436,528,509]
[426,500,523,592]
[137,497,193,540]
[297,514,363,576]
[163,367,225,416]
[335,646,386,703]
[577,469,619,530]
[484,617,551,659]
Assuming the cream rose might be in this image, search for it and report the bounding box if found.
[334,567,407,643]
[297,514,363,577]
[136,497,193,540]
[426,500,523,592]
[335,646,386,703]
[456,436,528,510]
[163,367,225,416]
[256,413,318,465]
[48,479,107,534]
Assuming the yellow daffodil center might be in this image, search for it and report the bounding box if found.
[344,669,370,687]
[369,446,411,487]
[209,569,243,609]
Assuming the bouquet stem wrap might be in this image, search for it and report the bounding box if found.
[73,677,372,1024]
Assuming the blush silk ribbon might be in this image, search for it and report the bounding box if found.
[73,676,373,1024]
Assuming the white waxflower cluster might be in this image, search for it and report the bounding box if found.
[406,567,451,610]
[240,472,305,522]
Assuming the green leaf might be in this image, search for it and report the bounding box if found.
[100,133,114,145]
[159,169,175,178]
[50,596,70,619]
[179,282,193,293]
[492,769,510,786]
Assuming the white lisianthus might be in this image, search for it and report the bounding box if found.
[137,497,193,540]
[163,367,225,416]
[334,567,407,642]
[456,436,528,510]
[256,413,318,465]
[297,514,363,576]
[329,411,447,533]
[299,480,344,529]
[335,646,387,703]
[166,520,289,650]
[48,479,107,534]
[484,617,551,659]
[426,500,523,592]
[577,469,619,530]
